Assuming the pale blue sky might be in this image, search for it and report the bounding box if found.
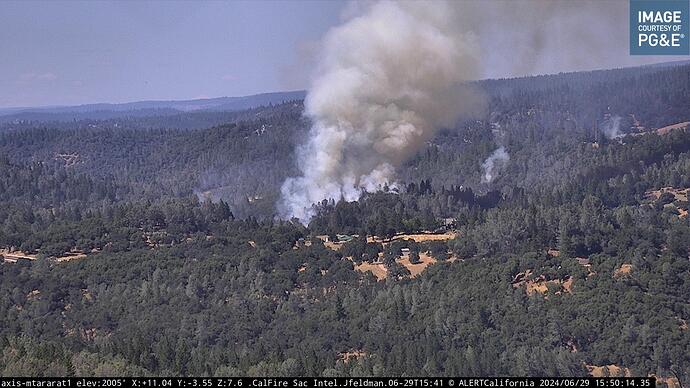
[0,0,345,108]
[1,0,686,109]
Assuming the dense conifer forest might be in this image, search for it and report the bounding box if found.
[1,63,689,380]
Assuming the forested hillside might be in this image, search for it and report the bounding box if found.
[0,63,689,380]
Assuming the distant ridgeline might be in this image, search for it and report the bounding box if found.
[0,90,307,123]
[0,63,688,378]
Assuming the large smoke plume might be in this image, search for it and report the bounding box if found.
[280,1,482,222]
[279,0,676,223]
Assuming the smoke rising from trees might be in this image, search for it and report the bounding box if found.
[482,146,510,184]
[279,0,659,223]
[279,1,483,222]
[602,116,623,139]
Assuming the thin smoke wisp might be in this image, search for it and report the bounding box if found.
[602,115,623,139]
[481,146,509,183]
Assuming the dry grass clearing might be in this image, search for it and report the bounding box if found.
[55,252,89,263]
[643,188,690,220]
[587,364,631,377]
[355,261,387,280]
[652,376,681,388]
[1,249,37,262]
[512,270,573,296]
[319,231,457,252]
[525,279,569,295]
[393,231,457,242]
[3,247,97,264]
[323,241,342,251]
[614,263,633,278]
[322,232,457,280]
[656,121,689,135]
[354,252,447,281]
[398,252,437,278]
[367,231,457,244]
[589,365,681,388]
[645,187,689,202]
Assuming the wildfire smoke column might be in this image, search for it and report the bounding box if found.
[280,1,482,223]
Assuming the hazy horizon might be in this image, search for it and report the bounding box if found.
[1,0,688,109]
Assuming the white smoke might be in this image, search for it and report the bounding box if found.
[280,1,678,89]
[602,115,623,139]
[278,0,662,223]
[279,1,483,222]
[481,146,509,183]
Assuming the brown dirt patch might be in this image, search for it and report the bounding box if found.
[512,270,573,296]
[1,249,37,262]
[524,281,550,295]
[355,262,387,280]
[355,252,445,281]
[56,251,88,263]
[398,252,437,278]
[561,277,574,293]
[614,263,633,278]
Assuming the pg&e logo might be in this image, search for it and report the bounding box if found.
[630,0,689,55]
